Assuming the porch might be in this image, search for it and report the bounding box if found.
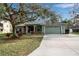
[16,25,43,35]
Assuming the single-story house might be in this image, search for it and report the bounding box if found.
[16,17,69,34]
[0,17,70,34]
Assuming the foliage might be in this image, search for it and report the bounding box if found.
[61,19,73,27]
[0,3,59,38]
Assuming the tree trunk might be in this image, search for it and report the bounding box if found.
[12,24,17,38]
[9,13,18,38]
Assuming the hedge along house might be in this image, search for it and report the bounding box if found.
[16,17,67,34]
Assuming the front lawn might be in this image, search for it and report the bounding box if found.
[72,32,79,35]
[0,34,43,56]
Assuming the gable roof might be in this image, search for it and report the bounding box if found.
[16,17,50,26]
[25,17,47,25]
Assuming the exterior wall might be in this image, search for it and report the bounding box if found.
[0,20,12,33]
[42,26,45,34]
[61,26,65,34]
[69,29,73,33]
[16,25,66,34]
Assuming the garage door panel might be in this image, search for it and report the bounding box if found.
[45,26,60,34]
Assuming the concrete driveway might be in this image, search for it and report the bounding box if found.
[29,34,79,56]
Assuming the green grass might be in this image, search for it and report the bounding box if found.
[0,34,43,56]
[72,32,79,35]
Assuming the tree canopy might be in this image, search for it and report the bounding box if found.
[0,3,59,38]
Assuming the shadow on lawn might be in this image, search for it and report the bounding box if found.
[0,34,43,56]
[0,34,43,44]
[0,37,19,44]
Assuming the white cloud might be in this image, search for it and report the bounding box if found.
[55,3,74,8]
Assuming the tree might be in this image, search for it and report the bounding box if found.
[19,3,41,21]
[49,11,58,23]
[0,3,27,38]
[0,3,59,38]
[61,19,73,27]
[22,4,58,23]
[71,4,79,23]
[0,3,42,38]
[0,4,6,18]
[3,4,20,38]
[40,7,58,23]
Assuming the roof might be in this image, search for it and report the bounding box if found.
[45,22,66,26]
[16,23,26,27]
[25,17,49,25]
[16,17,49,26]
[16,17,65,27]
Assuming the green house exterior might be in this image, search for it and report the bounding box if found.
[16,17,66,34]
[16,22,66,34]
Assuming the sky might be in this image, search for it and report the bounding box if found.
[11,3,77,20]
[41,3,75,20]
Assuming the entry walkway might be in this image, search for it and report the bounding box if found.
[29,34,79,56]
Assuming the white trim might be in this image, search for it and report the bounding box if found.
[26,26,28,34]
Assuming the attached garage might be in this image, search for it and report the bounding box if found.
[43,23,66,34]
[45,26,61,34]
